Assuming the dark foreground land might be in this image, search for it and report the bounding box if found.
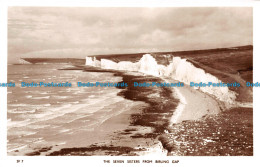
[161,107,253,156]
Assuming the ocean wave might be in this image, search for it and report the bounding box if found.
[51,96,68,99]
[28,124,51,129]
[8,109,36,114]
[8,119,31,129]
[70,101,79,104]
[39,92,49,95]
[25,95,32,98]
[31,96,50,100]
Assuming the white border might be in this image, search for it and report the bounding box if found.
[0,1,259,167]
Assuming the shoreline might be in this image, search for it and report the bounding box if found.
[19,66,253,156]
[168,80,221,125]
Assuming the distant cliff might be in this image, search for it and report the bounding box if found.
[21,58,85,65]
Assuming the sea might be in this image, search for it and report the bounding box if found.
[7,64,134,155]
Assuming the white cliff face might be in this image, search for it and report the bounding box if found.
[100,59,117,69]
[117,61,140,71]
[139,54,160,76]
[166,57,236,103]
[85,57,101,67]
[85,54,236,103]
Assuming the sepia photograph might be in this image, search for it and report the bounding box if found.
[6,6,253,157]
[2,1,260,166]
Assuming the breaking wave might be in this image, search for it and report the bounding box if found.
[85,54,236,103]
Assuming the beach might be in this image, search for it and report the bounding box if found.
[45,69,226,156]
[166,78,222,124]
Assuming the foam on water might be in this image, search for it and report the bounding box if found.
[31,96,50,100]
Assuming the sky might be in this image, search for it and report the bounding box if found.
[8,7,253,63]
